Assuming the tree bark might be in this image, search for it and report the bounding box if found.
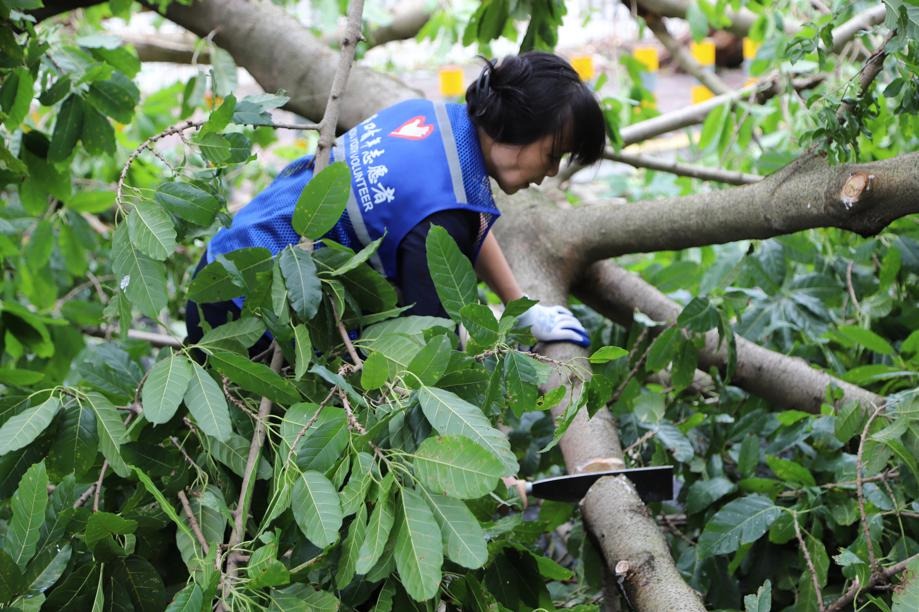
[573,261,884,412]
[153,0,420,130]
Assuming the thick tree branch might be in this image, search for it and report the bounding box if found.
[566,152,919,263]
[572,261,884,412]
[150,0,419,129]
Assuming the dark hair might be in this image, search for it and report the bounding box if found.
[465,52,606,166]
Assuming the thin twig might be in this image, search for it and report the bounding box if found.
[178,489,210,555]
[837,30,896,122]
[645,15,730,96]
[605,150,763,185]
[339,389,367,435]
[313,0,366,170]
[73,483,96,509]
[794,511,826,611]
[93,460,109,512]
[825,552,919,612]
[856,403,887,577]
[222,343,285,600]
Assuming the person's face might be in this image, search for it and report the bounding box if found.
[483,132,564,195]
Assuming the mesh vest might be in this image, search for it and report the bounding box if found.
[207,100,499,285]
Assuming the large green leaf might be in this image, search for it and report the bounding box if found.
[0,550,23,601]
[293,324,312,380]
[46,402,97,478]
[83,392,130,478]
[208,349,300,405]
[406,334,452,389]
[291,470,343,548]
[209,433,271,480]
[80,105,116,156]
[142,353,193,424]
[424,225,477,321]
[697,494,782,558]
[199,317,266,350]
[356,492,395,575]
[394,488,443,601]
[165,583,203,612]
[112,556,166,612]
[112,224,168,318]
[279,245,322,320]
[285,404,349,473]
[412,435,503,499]
[4,461,48,568]
[48,95,84,162]
[336,503,366,588]
[3,68,33,130]
[291,162,351,239]
[155,182,221,226]
[187,247,272,303]
[127,201,177,261]
[0,397,60,456]
[423,491,487,569]
[183,361,231,441]
[416,386,518,474]
[85,512,138,546]
[86,72,138,123]
[22,542,71,594]
[893,557,919,612]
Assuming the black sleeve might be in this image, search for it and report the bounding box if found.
[395,209,481,318]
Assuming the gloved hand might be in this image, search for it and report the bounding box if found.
[517,304,590,347]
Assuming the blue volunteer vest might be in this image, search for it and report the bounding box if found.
[207,100,499,285]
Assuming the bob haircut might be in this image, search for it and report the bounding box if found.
[465,52,606,166]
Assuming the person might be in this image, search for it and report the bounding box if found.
[186,52,605,348]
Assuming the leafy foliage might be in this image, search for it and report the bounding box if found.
[0,1,916,611]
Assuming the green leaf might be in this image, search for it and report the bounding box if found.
[765,455,816,487]
[291,162,351,239]
[3,68,33,130]
[0,397,61,456]
[413,435,503,499]
[425,225,477,321]
[699,103,729,151]
[423,491,487,569]
[503,351,540,417]
[279,245,322,320]
[112,224,168,318]
[394,488,443,601]
[199,317,266,350]
[183,361,232,441]
[744,579,772,612]
[127,201,177,261]
[654,422,694,462]
[210,433,271,480]
[24,219,54,272]
[589,345,629,364]
[165,583,204,612]
[336,503,367,588]
[113,556,166,612]
[199,94,236,136]
[84,392,130,478]
[356,493,395,575]
[647,327,680,370]
[460,303,500,347]
[80,102,116,156]
[416,386,518,474]
[697,495,782,558]
[291,471,343,548]
[208,349,300,405]
[85,512,137,546]
[132,466,196,545]
[64,190,116,214]
[0,368,44,387]
[86,72,139,123]
[325,236,384,277]
[406,334,452,389]
[3,461,48,568]
[47,403,97,478]
[292,324,312,380]
[0,550,24,602]
[48,95,84,162]
[685,477,736,514]
[737,434,760,478]
[155,182,221,226]
[22,542,71,594]
[142,354,193,424]
[892,558,919,612]
[188,247,272,303]
[678,297,720,332]
[833,325,895,356]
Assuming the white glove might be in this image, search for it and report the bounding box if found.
[517,304,590,347]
